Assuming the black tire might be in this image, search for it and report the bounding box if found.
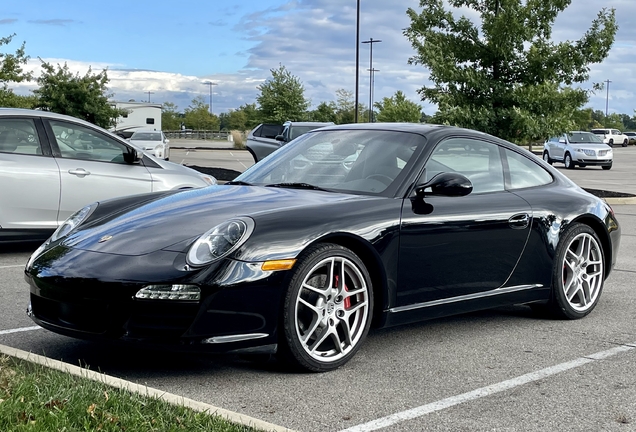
[539,223,605,320]
[602,163,612,170]
[564,153,575,169]
[609,139,614,146]
[278,243,373,372]
[622,139,628,147]
[542,151,552,165]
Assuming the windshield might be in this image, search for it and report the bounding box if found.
[236,129,423,195]
[290,125,324,140]
[131,132,162,141]
[567,132,603,143]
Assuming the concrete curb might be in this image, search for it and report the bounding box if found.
[0,343,295,432]
[603,197,636,205]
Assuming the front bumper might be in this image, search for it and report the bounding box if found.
[25,245,287,353]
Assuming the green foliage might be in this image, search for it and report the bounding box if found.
[0,90,38,108]
[405,0,618,142]
[235,103,261,129]
[0,34,31,89]
[161,101,182,130]
[256,64,309,123]
[332,89,367,124]
[184,96,220,130]
[309,101,338,123]
[220,110,248,131]
[33,61,124,128]
[375,90,422,123]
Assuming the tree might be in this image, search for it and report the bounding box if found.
[33,61,124,128]
[375,90,422,123]
[184,96,219,130]
[333,89,367,124]
[161,102,182,130]
[0,34,32,107]
[235,103,261,129]
[309,101,338,123]
[405,1,618,143]
[256,65,309,123]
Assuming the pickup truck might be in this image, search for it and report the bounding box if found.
[245,121,334,163]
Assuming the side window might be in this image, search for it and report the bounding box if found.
[251,125,263,137]
[146,118,155,125]
[0,118,43,155]
[49,121,129,164]
[612,130,620,135]
[505,149,553,189]
[425,138,505,194]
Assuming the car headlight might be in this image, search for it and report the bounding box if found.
[50,203,97,243]
[186,217,255,266]
[154,144,164,158]
[199,174,217,186]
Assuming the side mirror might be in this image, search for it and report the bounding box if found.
[275,134,286,142]
[165,139,170,144]
[123,147,142,164]
[415,172,473,197]
[558,138,566,144]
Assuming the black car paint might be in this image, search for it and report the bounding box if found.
[25,124,621,354]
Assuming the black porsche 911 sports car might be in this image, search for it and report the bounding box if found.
[25,123,621,372]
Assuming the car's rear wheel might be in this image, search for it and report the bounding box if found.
[564,153,575,169]
[542,151,552,165]
[279,243,373,372]
[538,223,605,320]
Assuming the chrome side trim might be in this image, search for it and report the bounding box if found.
[202,333,269,344]
[389,284,543,314]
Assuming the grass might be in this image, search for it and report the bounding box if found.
[0,355,261,432]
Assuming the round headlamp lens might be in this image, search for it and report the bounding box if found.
[187,217,254,266]
[50,204,96,242]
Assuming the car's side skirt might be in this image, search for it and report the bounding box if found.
[383,284,549,328]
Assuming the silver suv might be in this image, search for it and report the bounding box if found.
[543,131,613,170]
[246,121,334,162]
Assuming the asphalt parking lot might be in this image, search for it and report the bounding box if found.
[2,144,636,431]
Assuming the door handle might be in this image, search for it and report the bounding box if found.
[68,168,91,177]
[509,213,530,229]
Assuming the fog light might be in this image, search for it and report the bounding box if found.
[135,284,200,301]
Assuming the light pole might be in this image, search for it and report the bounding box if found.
[367,68,379,122]
[146,91,154,103]
[202,81,218,115]
[354,0,360,123]
[362,38,381,123]
[605,79,611,118]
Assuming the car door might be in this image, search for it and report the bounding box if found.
[248,124,285,161]
[44,119,154,223]
[397,137,531,306]
[0,117,61,230]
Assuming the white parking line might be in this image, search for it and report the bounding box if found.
[340,342,636,432]
[0,264,24,269]
[0,326,41,336]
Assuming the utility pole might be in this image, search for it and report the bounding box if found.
[605,79,612,118]
[354,0,361,123]
[202,81,218,115]
[362,38,382,123]
[367,68,379,122]
[146,91,154,103]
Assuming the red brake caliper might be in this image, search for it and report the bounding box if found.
[335,274,351,309]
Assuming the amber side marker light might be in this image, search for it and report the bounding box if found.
[261,259,297,271]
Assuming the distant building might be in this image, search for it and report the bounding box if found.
[110,101,162,138]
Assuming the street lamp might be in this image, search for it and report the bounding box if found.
[146,91,154,103]
[362,38,382,123]
[605,79,611,118]
[202,81,218,115]
[354,0,360,123]
[367,68,379,122]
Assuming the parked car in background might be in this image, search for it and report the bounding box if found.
[25,123,620,372]
[0,109,216,243]
[624,131,636,145]
[590,128,629,147]
[246,121,334,162]
[543,132,613,170]
[128,129,170,160]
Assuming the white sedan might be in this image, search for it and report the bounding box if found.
[128,129,170,160]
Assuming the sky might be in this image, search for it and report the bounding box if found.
[1,0,635,119]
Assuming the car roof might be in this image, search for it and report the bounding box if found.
[0,108,104,129]
[131,129,162,133]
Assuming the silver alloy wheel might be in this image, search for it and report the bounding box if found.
[564,154,573,168]
[560,232,603,312]
[543,152,550,163]
[293,256,370,363]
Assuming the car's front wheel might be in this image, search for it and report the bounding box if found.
[279,243,373,372]
[539,223,605,320]
[542,151,552,165]
[564,153,575,169]
[623,139,628,147]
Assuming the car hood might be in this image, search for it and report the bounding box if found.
[568,143,611,150]
[63,186,371,256]
[130,139,164,148]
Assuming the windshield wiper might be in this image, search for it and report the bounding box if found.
[265,182,330,192]
[225,180,253,186]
